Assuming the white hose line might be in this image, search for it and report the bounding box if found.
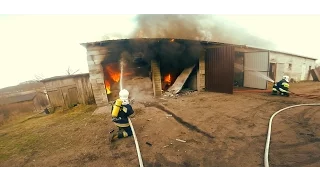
[119,60,143,167]
[129,118,144,167]
[264,103,320,167]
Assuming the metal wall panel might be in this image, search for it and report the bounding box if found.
[244,71,269,89]
[244,52,269,71]
[205,46,235,94]
[243,52,269,89]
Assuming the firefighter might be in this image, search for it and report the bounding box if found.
[272,75,290,97]
[109,89,135,142]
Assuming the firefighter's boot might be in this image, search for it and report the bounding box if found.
[109,132,118,142]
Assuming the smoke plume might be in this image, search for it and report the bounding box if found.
[129,14,276,49]
[101,15,278,82]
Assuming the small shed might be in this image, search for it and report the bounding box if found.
[41,73,95,109]
[0,92,49,120]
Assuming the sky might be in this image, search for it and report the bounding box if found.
[0,14,320,89]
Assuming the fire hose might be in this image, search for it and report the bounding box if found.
[234,88,320,166]
[264,103,320,167]
[118,61,143,167]
[127,91,318,167]
[234,89,319,100]
[128,118,144,167]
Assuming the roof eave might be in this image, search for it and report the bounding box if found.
[239,45,317,60]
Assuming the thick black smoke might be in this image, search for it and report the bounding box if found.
[130,14,276,49]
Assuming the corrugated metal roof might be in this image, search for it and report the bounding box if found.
[40,73,89,82]
[0,92,37,105]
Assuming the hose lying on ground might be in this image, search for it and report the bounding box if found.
[264,103,320,167]
[129,118,144,167]
[234,89,319,100]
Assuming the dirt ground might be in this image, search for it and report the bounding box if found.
[0,81,319,167]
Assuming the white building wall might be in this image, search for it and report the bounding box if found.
[269,52,316,82]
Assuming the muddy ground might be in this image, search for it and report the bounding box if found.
[0,81,319,167]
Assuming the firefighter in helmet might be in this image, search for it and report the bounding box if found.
[272,75,290,97]
[109,89,135,142]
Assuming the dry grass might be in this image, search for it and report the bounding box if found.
[0,104,111,167]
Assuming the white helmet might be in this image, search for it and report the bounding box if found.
[283,75,290,83]
[119,89,129,101]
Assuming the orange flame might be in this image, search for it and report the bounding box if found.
[104,63,134,94]
[164,74,172,85]
[170,39,175,42]
[106,65,121,82]
[105,80,111,94]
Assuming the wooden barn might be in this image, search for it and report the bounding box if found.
[40,73,95,109]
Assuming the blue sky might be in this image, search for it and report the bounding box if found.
[0,14,319,89]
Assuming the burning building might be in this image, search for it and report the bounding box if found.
[81,38,317,107]
[82,38,207,106]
